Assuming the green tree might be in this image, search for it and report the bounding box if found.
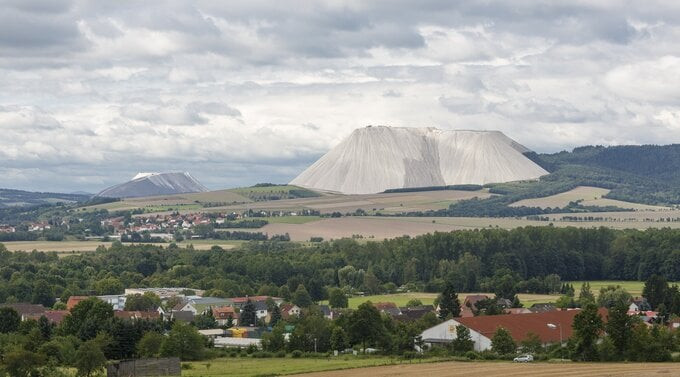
[194,308,217,329]
[597,286,632,308]
[643,274,668,310]
[405,298,423,307]
[61,297,114,340]
[93,277,123,295]
[330,326,349,351]
[579,282,595,307]
[520,332,542,354]
[0,307,20,333]
[124,292,161,311]
[3,349,45,377]
[137,331,164,358]
[292,284,313,308]
[240,299,257,327]
[328,287,348,308]
[32,279,55,308]
[605,300,632,359]
[38,315,53,340]
[437,282,461,319]
[160,322,205,361]
[348,302,385,352]
[491,327,516,354]
[572,303,603,361]
[451,325,474,353]
[75,341,107,377]
[261,324,286,352]
[269,304,282,327]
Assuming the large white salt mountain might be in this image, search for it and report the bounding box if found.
[97,172,208,198]
[291,126,548,195]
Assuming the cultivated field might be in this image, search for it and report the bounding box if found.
[510,186,670,211]
[294,361,680,377]
[249,215,680,242]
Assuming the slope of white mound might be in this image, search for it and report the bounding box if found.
[291,126,548,195]
[97,172,208,198]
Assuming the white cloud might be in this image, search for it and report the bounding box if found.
[1,1,680,191]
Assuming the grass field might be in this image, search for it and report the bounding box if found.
[567,280,677,297]
[321,292,560,309]
[183,356,442,377]
[295,361,680,377]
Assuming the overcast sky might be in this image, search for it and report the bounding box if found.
[2,1,680,193]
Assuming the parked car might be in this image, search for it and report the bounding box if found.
[513,354,534,362]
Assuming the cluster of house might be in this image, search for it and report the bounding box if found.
[0,224,16,233]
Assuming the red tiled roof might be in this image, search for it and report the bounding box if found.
[25,310,69,324]
[67,296,89,311]
[456,308,608,344]
[213,306,239,320]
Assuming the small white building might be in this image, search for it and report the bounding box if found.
[418,319,491,352]
[97,295,127,311]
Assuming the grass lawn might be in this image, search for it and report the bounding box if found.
[567,280,678,297]
[182,356,443,377]
[267,216,321,224]
[321,292,560,309]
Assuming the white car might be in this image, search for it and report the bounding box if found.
[513,355,534,362]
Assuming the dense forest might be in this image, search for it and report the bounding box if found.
[3,226,680,305]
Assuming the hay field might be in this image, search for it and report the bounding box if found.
[295,361,680,377]
[510,186,670,211]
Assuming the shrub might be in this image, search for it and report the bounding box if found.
[291,350,303,358]
[465,351,479,360]
[402,351,423,360]
[276,351,287,358]
[246,344,258,355]
[181,364,193,370]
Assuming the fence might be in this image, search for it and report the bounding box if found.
[106,358,181,377]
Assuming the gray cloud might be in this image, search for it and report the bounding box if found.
[1,0,680,192]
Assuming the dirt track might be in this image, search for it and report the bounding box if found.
[291,361,680,377]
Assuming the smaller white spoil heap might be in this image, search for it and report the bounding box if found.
[97,172,208,198]
[290,126,548,195]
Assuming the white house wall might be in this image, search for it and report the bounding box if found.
[419,319,492,352]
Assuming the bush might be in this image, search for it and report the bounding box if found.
[402,351,423,360]
[252,351,273,358]
[291,350,303,358]
[246,344,258,355]
[480,351,500,360]
[465,351,480,360]
[276,350,287,358]
[181,364,193,370]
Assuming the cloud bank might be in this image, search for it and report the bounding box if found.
[1,0,680,192]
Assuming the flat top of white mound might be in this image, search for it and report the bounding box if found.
[291,126,547,195]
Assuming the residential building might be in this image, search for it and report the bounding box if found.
[418,308,608,352]
[97,295,127,311]
[0,303,46,320]
[124,287,205,299]
[529,303,557,313]
[213,306,239,326]
[394,305,435,321]
[280,303,301,320]
[114,311,161,321]
[25,310,69,325]
[66,296,89,310]
[175,297,232,315]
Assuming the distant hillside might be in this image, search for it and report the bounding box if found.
[0,188,90,208]
[230,184,321,201]
[421,145,680,217]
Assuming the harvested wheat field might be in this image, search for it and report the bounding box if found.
[292,361,680,377]
[510,186,670,211]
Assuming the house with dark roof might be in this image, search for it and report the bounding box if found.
[529,303,556,313]
[24,310,69,325]
[394,305,434,321]
[1,303,46,320]
[418,308,608,352]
